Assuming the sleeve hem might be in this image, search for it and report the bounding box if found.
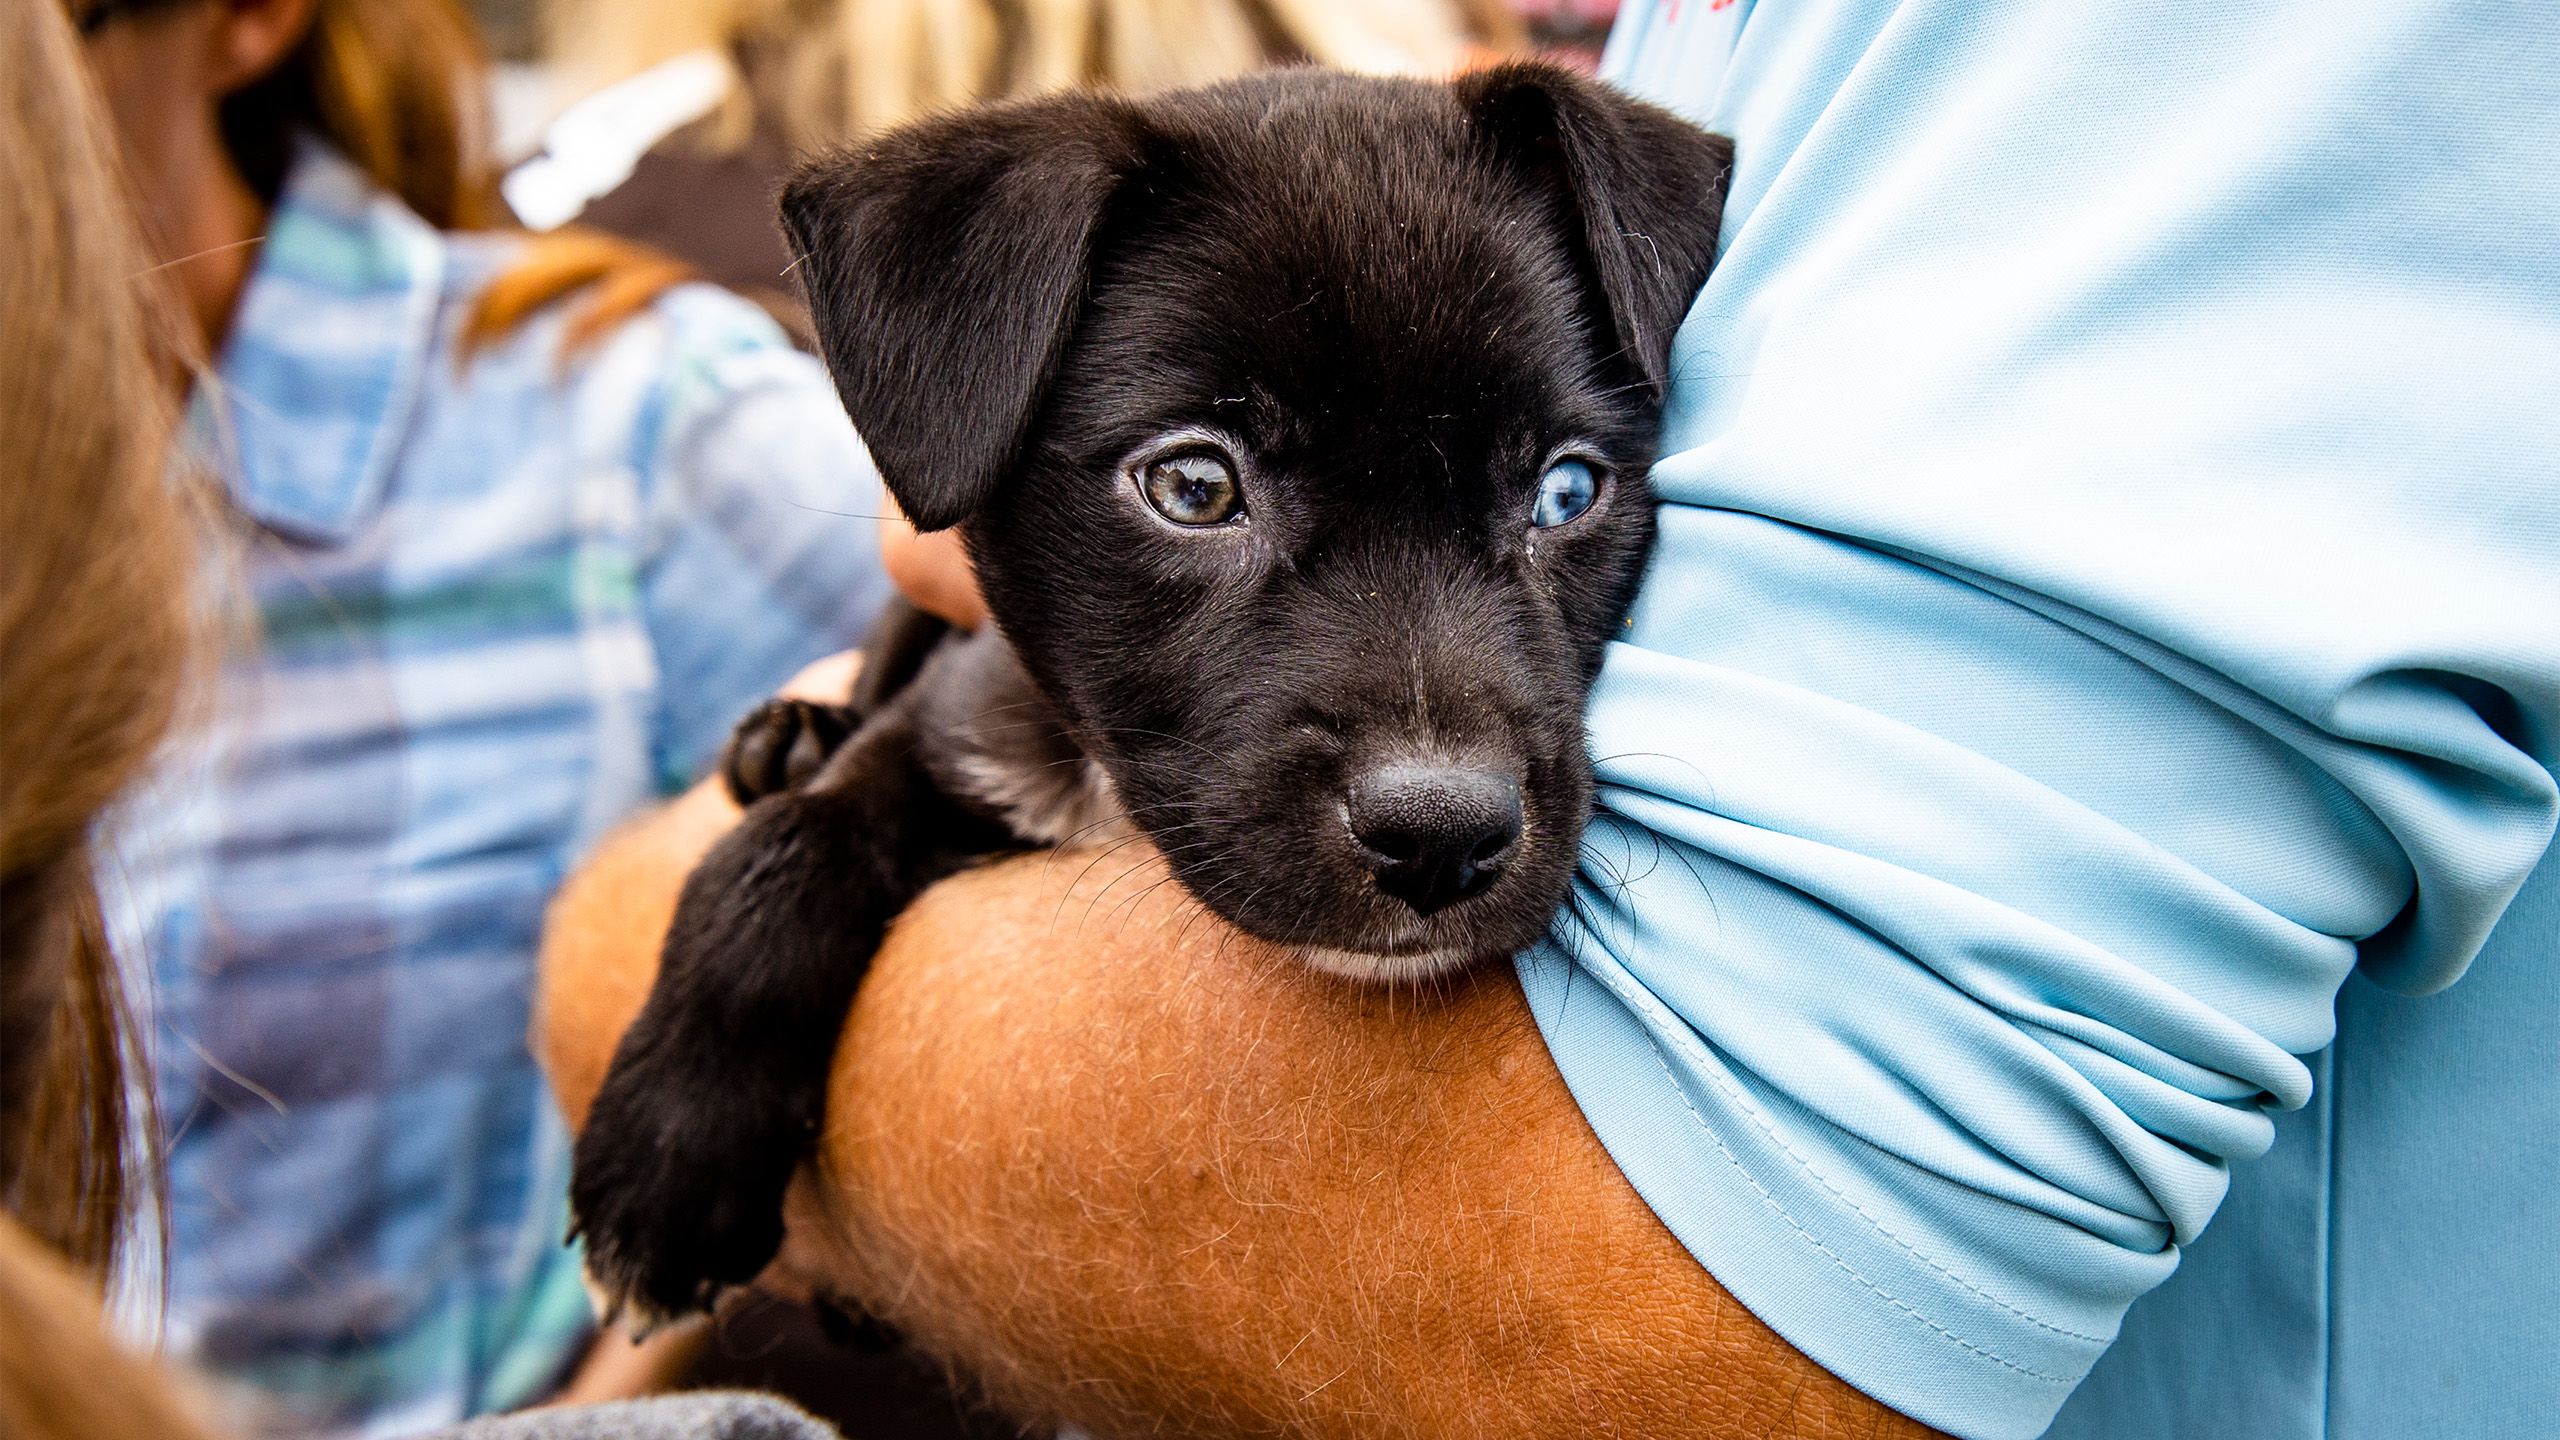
[1517,937,2120,1440]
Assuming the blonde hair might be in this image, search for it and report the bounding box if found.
[4,0,197,1284]
[1,1215,225,1440]
[547,0,1522,155]
[1,4,227,1437]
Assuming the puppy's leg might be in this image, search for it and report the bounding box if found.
[721,698,856,805]
[848,596,954,716]
[723,599,957,806]
[571,684,1006,1324]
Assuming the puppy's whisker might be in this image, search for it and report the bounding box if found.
[1163,867,1262,946]
[782,503,897,522]
[1663,841,1725,935]
[1589,749,1718,806]
[963,718,1230,764]
[1201,883,1266,966]
[1078,840,1235,936]
[1104,870,1200,931]
[1055,832,1225,934]
[1051,832,1169,921]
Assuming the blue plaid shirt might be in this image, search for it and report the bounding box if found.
[109,142,888,1436]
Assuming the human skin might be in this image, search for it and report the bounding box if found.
[537,758,1937,1438]
[78,0,298,355]
[875,491,990,631]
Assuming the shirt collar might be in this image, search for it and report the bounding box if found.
[207,139,448,544]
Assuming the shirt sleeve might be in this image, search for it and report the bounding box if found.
[1530,4,2560,1437]
[630,286,891,789]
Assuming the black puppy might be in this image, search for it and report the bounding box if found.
[571,62,1731,1325]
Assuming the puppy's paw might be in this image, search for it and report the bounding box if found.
[580,1265,688,1341]
[569,1040,813,1323]
[722,699,856,806]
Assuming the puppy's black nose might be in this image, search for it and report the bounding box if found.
[1347,764,1523,917]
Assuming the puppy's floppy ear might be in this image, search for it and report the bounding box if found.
[1457,62,1735,398]
[781,95,1142,532]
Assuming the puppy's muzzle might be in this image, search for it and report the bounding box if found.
[1345,763,1523,916]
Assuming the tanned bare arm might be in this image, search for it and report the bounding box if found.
[536,776,1936,1440]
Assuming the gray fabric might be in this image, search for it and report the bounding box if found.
[429,1394,841,1440]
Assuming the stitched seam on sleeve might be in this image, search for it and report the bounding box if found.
[1567,932,2115,1344]
[1578,956,2098,1376]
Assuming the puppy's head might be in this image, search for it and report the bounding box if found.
[784,64,1730,979]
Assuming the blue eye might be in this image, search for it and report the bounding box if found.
[1531,458,1601,528]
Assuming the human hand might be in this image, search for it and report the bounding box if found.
[775,649,862,706]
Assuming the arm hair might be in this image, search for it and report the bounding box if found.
[537,783,1936,1440]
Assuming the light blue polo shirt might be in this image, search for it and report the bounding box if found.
[1525,4,2560,1437]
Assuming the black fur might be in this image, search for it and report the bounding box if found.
[572,62,1732,1323]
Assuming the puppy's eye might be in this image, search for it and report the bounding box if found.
[1139,449,1245,527]
[1531,458,1601,528]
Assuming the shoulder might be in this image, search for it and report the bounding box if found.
[444,229,806,373]
[437,232,838,462]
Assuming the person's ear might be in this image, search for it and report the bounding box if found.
[1456,62,1735,399]
[203,0,317,99]
[781,93,1144,533]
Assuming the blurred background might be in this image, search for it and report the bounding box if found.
[487,0,1617,339]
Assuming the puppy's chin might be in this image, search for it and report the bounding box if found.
[1173,823,1580,987]
[1291,942,1484,985]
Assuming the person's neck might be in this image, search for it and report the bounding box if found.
[148,136,271,360]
